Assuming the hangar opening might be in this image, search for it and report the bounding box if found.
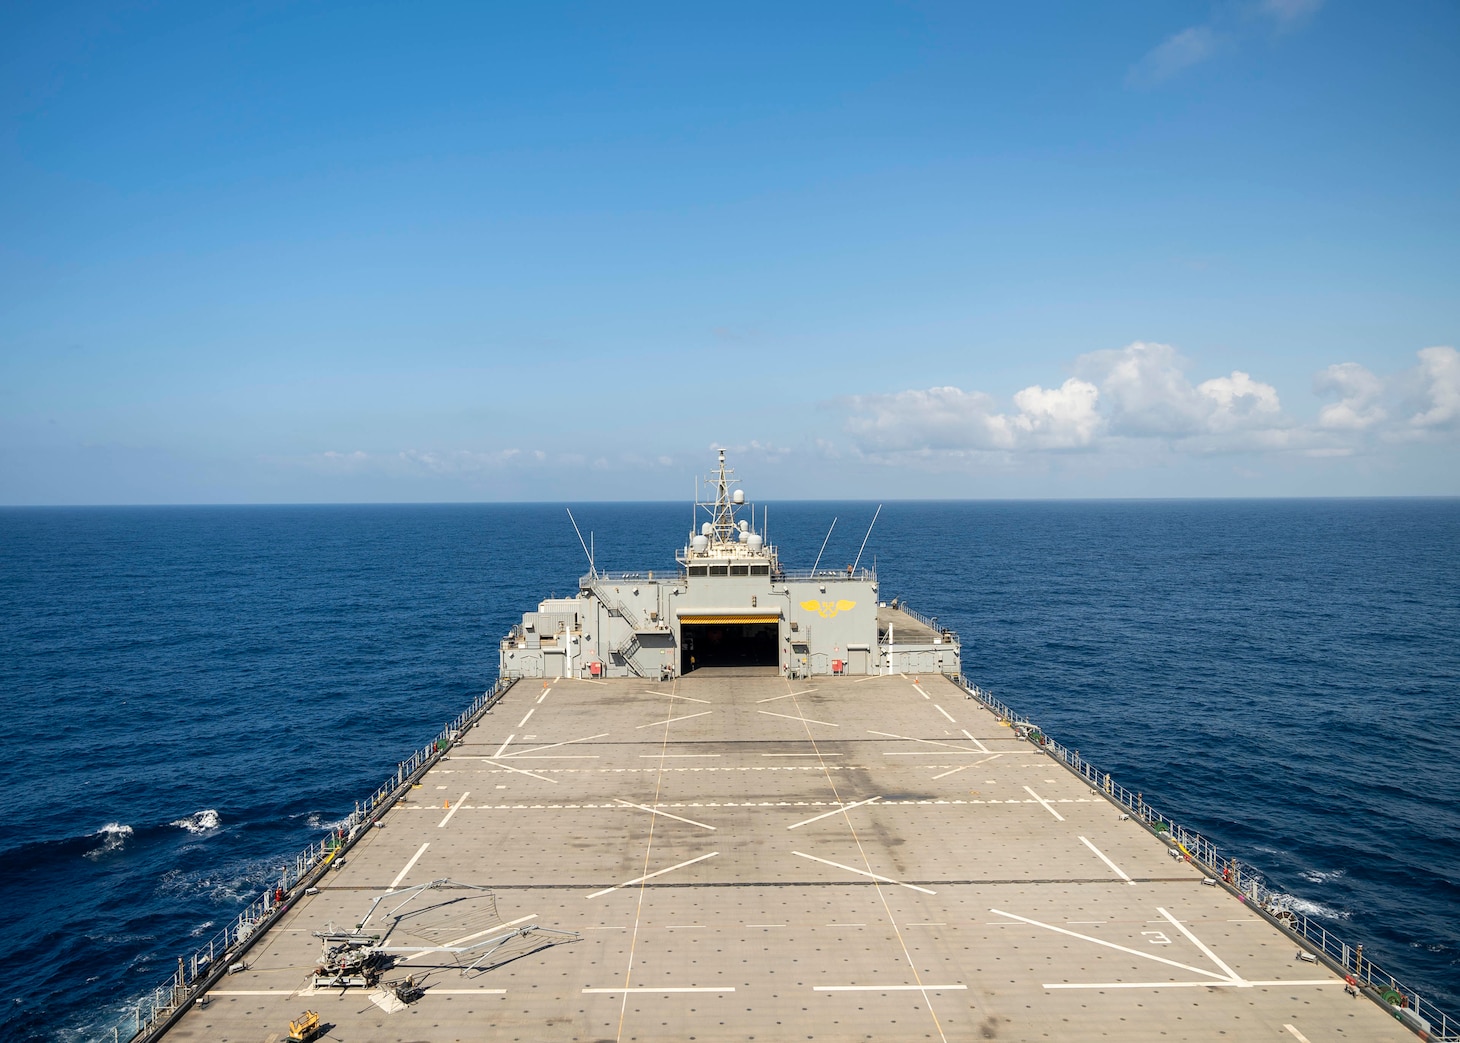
[680,614,779,672]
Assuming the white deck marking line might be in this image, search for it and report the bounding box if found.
[746,923,785,927]
[403,915,537,961]
[1158,907,1243,982]
[1045,980,1342,991]
[492,734,515,758]
[207,990,296,995]
[636,711,712,729]
[816,984,966,992]
[989,908,1229,980]
[960,729,991,753]
[870,729,976,752]
[1024,785,1065,821]
[437,791,469,828]
[763,752,842,757]
[794,851,936,895]
[501,732,610,758]
[517,707,536,728]
[613,798,717,831]
[932,755,999,780]
[585,987,735,994]
[1285,1025,1315,1043]
[912,681,930,699]
[431,988,508,994]
[788,686,949,1043]
[759,709,839,727]
[537,688,552,704]
[389,843,430,888]
[1080,836,1134,884]
[853,672,882,683]
[486,759,558,783]
[639,753,719,758]
[658,692,711,703]
[934,704,956,723]
[756,688,819,703]
[587,852,720,899]
[905,922,946,926]
[787,796,881,830]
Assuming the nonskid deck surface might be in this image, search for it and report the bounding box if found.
[184,674,1402,1042]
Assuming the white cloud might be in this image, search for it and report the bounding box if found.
[843,379,1102,455]
[1197,371,1283,431]
[1076,341,1286,438]
[838,342,1460,476]
[1314,362,1385,430]
[1129,1,1323,87]
[1007,379,1103,447]
[1128,26,1223,85]
[1407,345,1460,432]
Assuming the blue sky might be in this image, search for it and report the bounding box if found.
[2,1,1457,503]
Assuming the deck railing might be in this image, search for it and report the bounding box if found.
[890,602,944,634]
[953,674,1456,1042]
[102,677,517,1043]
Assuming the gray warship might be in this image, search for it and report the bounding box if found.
[119,452,1452,1042]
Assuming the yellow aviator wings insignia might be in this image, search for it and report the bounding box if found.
[800,599,857,619]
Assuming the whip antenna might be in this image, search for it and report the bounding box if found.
[852,505,882,574]
[566,508,594,576]
[811,517,838,574]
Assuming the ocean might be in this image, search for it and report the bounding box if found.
[1,499,1456,1041]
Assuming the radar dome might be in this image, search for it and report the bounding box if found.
[733,489,745,504]
[701,522,714,536]
[692,534,709,553]
[738,520,749,532]
[747,533,764,551]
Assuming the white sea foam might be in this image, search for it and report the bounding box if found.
[304,812,350,831]
[1278,893,1351,920]
[157,856,284,905]
[84,823,133,859]
[170,809,221,834]
[1299,867,1346,885]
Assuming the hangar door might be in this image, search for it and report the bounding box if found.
[680,613,780,671]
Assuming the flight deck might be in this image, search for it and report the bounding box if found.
[174,671,1406,1043]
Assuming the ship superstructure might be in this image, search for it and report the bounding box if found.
[501,449,957,680]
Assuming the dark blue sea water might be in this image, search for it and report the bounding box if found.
[1,500,1456,1040]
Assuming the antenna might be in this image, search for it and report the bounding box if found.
[851,505,882,574]
[811,517,838,574]
[566,508,594,576]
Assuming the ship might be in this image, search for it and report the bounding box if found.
[120,452,1451,1042]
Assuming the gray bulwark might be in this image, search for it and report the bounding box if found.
[499,451,960,680]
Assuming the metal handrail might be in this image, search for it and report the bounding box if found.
[105,677,518,1043]
[952,674,1456,1042]
[886,602,945,634]
[776,568,875,582]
